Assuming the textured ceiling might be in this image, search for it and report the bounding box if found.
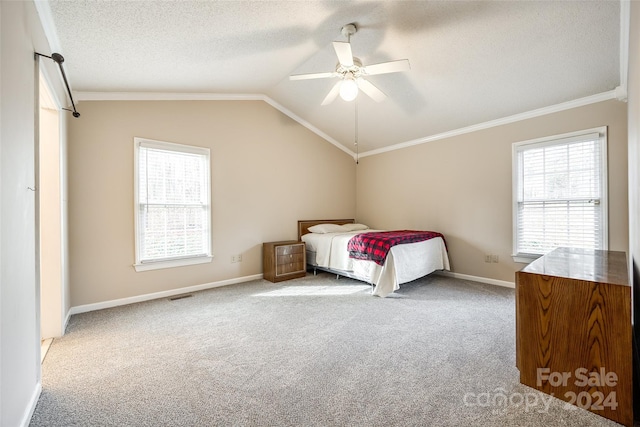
[43,0,622,155]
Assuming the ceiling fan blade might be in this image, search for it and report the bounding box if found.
[363,59,410,76]
[357,79,387,102]
[332,41,354,67]
[321,81,342,106]
[289,71,337,81]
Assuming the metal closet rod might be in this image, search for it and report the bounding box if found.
[35,52,80,118]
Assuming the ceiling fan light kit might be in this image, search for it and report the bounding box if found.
[339,76,359,101]
[290,23,410,105]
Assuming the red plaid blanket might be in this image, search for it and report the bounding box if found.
[347,230,446,266]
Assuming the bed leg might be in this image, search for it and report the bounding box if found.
[336,274,340,280]
[313,267,317,276]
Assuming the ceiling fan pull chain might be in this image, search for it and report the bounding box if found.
[355,101,359,164]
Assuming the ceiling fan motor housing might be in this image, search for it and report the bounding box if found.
[337,57,363,78]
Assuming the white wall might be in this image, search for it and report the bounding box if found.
[0,1,69,425]
[628,0,640,394]
[1,1,4,419]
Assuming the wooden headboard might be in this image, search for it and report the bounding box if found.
[297,219,354,241]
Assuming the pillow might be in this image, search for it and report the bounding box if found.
[308,223,347,234]
[341,223,370,232]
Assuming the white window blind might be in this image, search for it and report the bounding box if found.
[134,138,211,270]
[512,128,607,259]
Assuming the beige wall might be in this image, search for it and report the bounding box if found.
[68,100,356,306]
[356,99,628,283]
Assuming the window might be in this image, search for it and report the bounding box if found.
[512,127,607,262]
[134,137,212,271]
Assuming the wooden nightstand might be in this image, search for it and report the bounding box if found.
[263,240,306,283]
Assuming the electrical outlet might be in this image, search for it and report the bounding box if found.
[231,254,243,263]
[236,254,242,262]
[485,254,499,263]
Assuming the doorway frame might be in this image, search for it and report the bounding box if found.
[37,58,68,343]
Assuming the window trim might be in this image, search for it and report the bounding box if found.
[133,137,213,272]
[511,126,608,263]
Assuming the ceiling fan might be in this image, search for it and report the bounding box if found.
[290,23,411,105]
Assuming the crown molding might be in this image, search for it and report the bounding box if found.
[260,97,355,158]
[74,86,626,159]
[359,89,620,158]
[74,91,357,158]
[75,89,619,161]
[74,92,264,101]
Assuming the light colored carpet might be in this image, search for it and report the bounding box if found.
[30,273,620,426]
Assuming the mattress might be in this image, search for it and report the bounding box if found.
[301,230,450,297]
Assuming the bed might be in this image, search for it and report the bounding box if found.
[298,219,450,297]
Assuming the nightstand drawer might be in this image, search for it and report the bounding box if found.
[276,252,304,266]
[276,245,304,256]
[276,258,305,276]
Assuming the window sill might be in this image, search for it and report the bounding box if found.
[134,255,213,272]
[511,254,542,264]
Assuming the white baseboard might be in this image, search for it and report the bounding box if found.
[67,271,511,316]
[21,382,42,427]
[69,273,263,315]
[63,309,72,333]
[435,270,515,289]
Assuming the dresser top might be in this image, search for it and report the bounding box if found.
[520,247,629,286]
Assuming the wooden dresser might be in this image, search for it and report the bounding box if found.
[516,247,632,426]
[263,240,306,283]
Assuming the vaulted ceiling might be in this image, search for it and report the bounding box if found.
[39,0,623,156]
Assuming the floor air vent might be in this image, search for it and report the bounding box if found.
[168,294,193,301]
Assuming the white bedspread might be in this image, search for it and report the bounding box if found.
[301,231,450,297]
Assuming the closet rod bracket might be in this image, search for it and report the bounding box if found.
[35,51,80,118]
